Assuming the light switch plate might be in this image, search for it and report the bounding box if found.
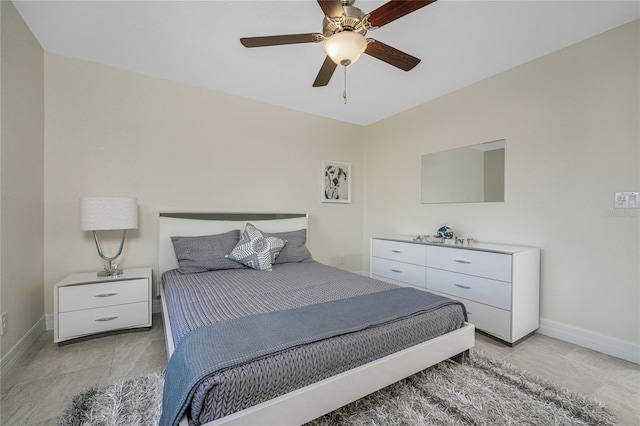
[615,192,640,209]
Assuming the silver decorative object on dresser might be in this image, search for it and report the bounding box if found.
[371,238,540,344]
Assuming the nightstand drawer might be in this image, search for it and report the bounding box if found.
[58,301,149,339]
[372,239,427,266]
[372,258,426,288]
[426,268,512,310]
[427,246,512,282]
[59,279,148,312]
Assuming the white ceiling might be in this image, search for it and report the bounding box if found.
[12,0,639,126]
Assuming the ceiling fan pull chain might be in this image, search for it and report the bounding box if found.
[343,66,348,104]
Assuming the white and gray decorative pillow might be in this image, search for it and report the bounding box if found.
[226,223,286,271]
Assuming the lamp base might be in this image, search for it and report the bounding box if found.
[97,268,123,277]
[91,230,128,278]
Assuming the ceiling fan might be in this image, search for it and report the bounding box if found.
[240,0,438,88]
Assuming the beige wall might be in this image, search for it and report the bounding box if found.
[43,54,365,313]
[363,21,639,345]
[0,1,45,357]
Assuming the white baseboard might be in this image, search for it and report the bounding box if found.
[1,316,47,382]
[538,317,639,364]
[45,313,54,330]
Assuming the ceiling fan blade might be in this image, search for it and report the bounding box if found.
[240,33,321,48]
[365,39,421,71]
[368,0,437,28]
[317,0,345,18]
[313,56,338,87]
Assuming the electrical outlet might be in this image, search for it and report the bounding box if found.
[615,192,640,209]
[1,312,7,336]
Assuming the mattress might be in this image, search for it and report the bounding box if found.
[162,261,467,425]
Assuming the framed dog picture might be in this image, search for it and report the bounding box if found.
[322,160,351,203]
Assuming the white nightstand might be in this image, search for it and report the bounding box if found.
[54,268,152,344]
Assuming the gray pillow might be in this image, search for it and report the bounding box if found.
[171,230,245,274]
[265,228,313,264]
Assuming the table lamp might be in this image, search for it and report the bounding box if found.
[80,197,138,277]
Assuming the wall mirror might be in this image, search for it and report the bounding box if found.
[421,139,505,204]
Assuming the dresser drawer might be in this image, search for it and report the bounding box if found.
[427,246,512,282]
[58,279,149,312]
[58,301,150,339]
[426,268,512,310]
[372,239,427,266]
[460,298,511,341]
[429,290,511,341]
[371,258,426,288]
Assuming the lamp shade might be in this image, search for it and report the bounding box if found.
[323,31,368,66]
[80,197,138,231]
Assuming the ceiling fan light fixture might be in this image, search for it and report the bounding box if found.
[323,31,368,66]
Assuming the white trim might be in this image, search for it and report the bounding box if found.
[45,313,54,330]
[160,283,175,358]
[538,317,639,364]
[0,316,47,381]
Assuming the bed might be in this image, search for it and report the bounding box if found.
[157,212,475,426]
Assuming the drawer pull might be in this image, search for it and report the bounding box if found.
[391,250,402,253]
[390,269,402,273]
[455,283,472,290]
[94,292,118,298]
[455,259,472,264]
[95,316,118,322]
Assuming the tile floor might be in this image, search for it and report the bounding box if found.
[1,314,638,425]
[474,332,640,425]
[1,314,167,425]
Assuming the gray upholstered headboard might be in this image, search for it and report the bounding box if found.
[155,212,308,295]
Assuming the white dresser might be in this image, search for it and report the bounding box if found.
[54,268,152,344]
[371,238,540,344]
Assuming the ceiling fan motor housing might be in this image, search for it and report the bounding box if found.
[322,5,369,37]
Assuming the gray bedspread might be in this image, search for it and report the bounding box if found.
[162,261,467,425]
[161,287,465,426]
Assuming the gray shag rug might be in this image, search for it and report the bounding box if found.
[58,371,164,426]
[58,352,615,426]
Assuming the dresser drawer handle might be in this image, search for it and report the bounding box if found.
[455,259,472,264]
[94,292,118,298]
[454,283,472,289]
[390,269,402,273]
[391,250,402,253]
[95,316,118,322]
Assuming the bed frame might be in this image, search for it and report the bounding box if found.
[157,212,475,426]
